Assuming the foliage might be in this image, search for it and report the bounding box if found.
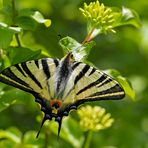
[0,0,147,148]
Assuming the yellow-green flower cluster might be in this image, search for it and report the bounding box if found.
[77,105,114,131]
[79,1,115,33]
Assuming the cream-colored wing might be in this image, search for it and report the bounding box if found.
[62,62,125,103]
[0,58,59,100]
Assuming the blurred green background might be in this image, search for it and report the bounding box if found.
[0,0,148,147]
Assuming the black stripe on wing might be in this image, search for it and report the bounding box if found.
[21,62,43,89]
[74,64,90,85]
[1,68,30,88]
[76,74,107,95]
[15,64,26,77]
[65,84,125,110]
[0,75,34,93]
[97,78,112,88]
[89,67,96,76]
[87,84,125,99]
[54,59,59,67]
[72,62,81,70]
[35,60,39,68]
[72,84,125,108]
[41,59,50,79]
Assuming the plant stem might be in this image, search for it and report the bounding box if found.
[43,129,49,148]
[11,0,22,47]
[82,28,95,44]
[83,131,93,148]
[15,34,21,47]
[12,0,16,24]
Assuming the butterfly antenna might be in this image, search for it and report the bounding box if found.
[36,115,47,138]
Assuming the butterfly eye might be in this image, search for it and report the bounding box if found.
[68,52,74,61]
[70,53,73,59]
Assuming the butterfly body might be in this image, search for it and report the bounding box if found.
[0,52,125,137]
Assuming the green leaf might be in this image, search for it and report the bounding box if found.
[31,11,51,27]
[6,47,41,65]
[0,87,31,112]
[0,127,21,143]
[113,7,141,28]
[23,131,43,146]
[7,127,22,139]
[104,69,136,100]
[0,22,21,48]
[16,16,37,30]
[117,76,136,100]
[16,9,51,30]
[59,36,95,61]
[0,49,11,70]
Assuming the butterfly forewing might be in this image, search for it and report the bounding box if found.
[0,58,59,100]
[62,62,125,103]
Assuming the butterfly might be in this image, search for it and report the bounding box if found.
[0,52,125,137]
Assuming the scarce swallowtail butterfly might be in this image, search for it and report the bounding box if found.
[0,52,125,137]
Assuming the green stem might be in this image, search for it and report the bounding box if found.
[15,34,21,47]
[43,129,49,148]
[12,0,22,47]
[83,131,93,148]
[12,0,16,24]
[82,28,95,44]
